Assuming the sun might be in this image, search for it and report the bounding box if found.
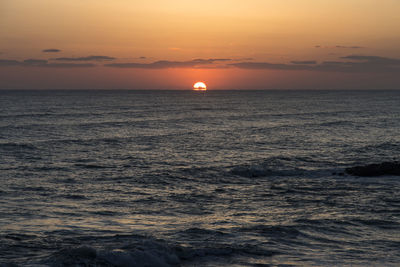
[193,82,207,91]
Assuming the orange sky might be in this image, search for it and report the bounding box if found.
[1,0,399,89]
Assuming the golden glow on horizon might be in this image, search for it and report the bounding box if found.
[193,82,207,91]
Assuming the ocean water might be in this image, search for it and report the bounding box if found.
[1,90,400,266]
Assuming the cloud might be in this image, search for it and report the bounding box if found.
[230,55,400,73]
[315,45,364,49]
[3,57,230,69]
[42,49,62,53]
[291,61,317,65]
[336,45,364,49]
[229,62,313,70]
[54,55,116,61]
[23,59,48,66]
[0,58,95,68]
[314,55,400,72]
[206,58,231,62]
[44,63,96,68]
[341,55,400,64]
[316,55,400,72]
[0,59,20,66]
[2,55,399,73]
[105,58,231,69]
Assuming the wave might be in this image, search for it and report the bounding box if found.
[47,240,180,267]
[179,227,226,237]
[37,231,279,267]
[351,218,400,229]
[60,194,89,200]
[239,224,302,239]
[294,219,361,237]
[0,142,37,150]
[227,154,361,179]
[230,157,308,178]
[74,163,116,169]
[354,142,400,154]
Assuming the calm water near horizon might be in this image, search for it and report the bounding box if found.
[1,90,400,266]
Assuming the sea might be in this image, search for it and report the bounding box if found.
[0,90,399,266]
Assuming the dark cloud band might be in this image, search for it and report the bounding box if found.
[54,56,116,61]
[315,45,364,49]
[231,55,400,73]
[0,59,20,66]
[291,61,317,65]
[42,49,62,53]
[341,55,400,64]
[105,58,231,69]
[0,59,95,68]
[1,55,399,73]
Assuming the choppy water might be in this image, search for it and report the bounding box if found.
[1,90,400,266]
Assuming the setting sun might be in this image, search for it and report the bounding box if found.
[193,82,207,91]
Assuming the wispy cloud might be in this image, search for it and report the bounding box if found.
[291,61,317,65]
[206,58,232,62]
[236,57,254,61]
[341,55,400,64]
[42,49,62,53]
[229,62,313,70]
[336,45,364,49]
[2,55,399,73]
[44,63,95,68]
[315,45,364,49]
[105,58,231,69]
[0,59,95,68]
[230,55,400,73]
[23,59,48,65]
[54,55,116,61]
[0,59,20,66]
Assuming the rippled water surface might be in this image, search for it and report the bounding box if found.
[1,90,400,266]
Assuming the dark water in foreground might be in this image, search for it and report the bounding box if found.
[1,90,400,266]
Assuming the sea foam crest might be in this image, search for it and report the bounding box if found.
[49,241,180,267]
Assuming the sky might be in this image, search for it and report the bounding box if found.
[1,0,400,90]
